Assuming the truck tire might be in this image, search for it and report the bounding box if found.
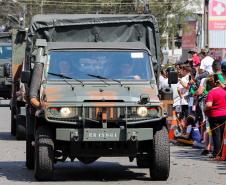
[149,126,170,181]
[77,157,99,164]
[11,110,16,136]
[16,124,26,140]
[26,134,34,169]
[15,115,26,140]
[34,126,54,181]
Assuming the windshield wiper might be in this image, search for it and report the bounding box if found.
[48,72,84,90]
[87,74,123,86]
[87,74,111,86]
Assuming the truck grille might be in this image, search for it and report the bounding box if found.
[46,106,154,123]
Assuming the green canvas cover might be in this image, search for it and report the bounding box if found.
[27,14,160,67]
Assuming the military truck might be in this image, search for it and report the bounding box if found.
[21,14,177,181]
[0,32,12,100]
[10,29,27,139]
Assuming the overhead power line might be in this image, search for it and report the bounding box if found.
[15,0,191,5]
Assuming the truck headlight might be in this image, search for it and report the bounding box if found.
[137,107,148,117]
[60,107,76,118]
[48,107,76,118]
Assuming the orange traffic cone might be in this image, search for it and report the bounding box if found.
[168,110,177,140]
[221,123,226,160]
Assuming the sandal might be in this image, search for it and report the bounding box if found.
[201,150,209,156]
[207,153,215,158]
[214,156,223,161]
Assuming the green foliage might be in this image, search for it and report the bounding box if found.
[0,0,201,47]
[0,0,24,29]
[148,0,201,47]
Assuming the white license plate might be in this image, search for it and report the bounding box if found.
[84,129,120,141]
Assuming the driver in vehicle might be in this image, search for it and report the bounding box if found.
[48,59,74,79]
[119,62,141,80]
[58,60,72,76]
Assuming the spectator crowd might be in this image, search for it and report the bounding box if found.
[160,48,226,161]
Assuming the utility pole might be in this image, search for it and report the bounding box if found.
[40,0,44,14]
[166,16,169,51]
[142,0,149,13]
[19,4,26,29]
[171,27,175,56]
[204,0,209,47]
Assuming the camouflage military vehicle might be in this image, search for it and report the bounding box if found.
[0,32,12,99]
[10,29,27,139]
[21,14,177,181]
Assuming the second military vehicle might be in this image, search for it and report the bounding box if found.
[0,32,12,100]
[10,29,27,139]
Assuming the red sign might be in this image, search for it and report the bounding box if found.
[182,21,196,49]
[209,0,226,30]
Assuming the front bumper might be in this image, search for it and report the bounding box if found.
[56,128,153,142]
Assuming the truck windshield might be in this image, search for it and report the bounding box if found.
[47,50,152,81]
[0,45,12,60]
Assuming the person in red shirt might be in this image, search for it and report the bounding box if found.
[205,71,226,158]
[188,49,200,69]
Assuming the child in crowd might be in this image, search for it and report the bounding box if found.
[174,115,203,148]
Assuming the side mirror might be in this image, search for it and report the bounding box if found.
[21,71,30,84]
[168,71,178,84]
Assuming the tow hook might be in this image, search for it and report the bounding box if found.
[71,132,79,142]
[130,131,137,141]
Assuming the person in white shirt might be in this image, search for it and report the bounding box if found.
[198,49,214,79]
[159,68,168,90]
[200,56,214,74]
[177,64,191,118]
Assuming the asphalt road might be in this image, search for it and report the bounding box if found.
[0,104,225,185]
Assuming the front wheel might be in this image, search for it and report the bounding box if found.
[15,115,26,140]
[77,157,99,164]
[149,126,170,181]
[10,109,16,136]
[26,134,34,169]
[34,126,54,181]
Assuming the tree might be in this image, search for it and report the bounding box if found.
[150,0,201,47]
[0,0,201,47]
[0,0,24,30]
